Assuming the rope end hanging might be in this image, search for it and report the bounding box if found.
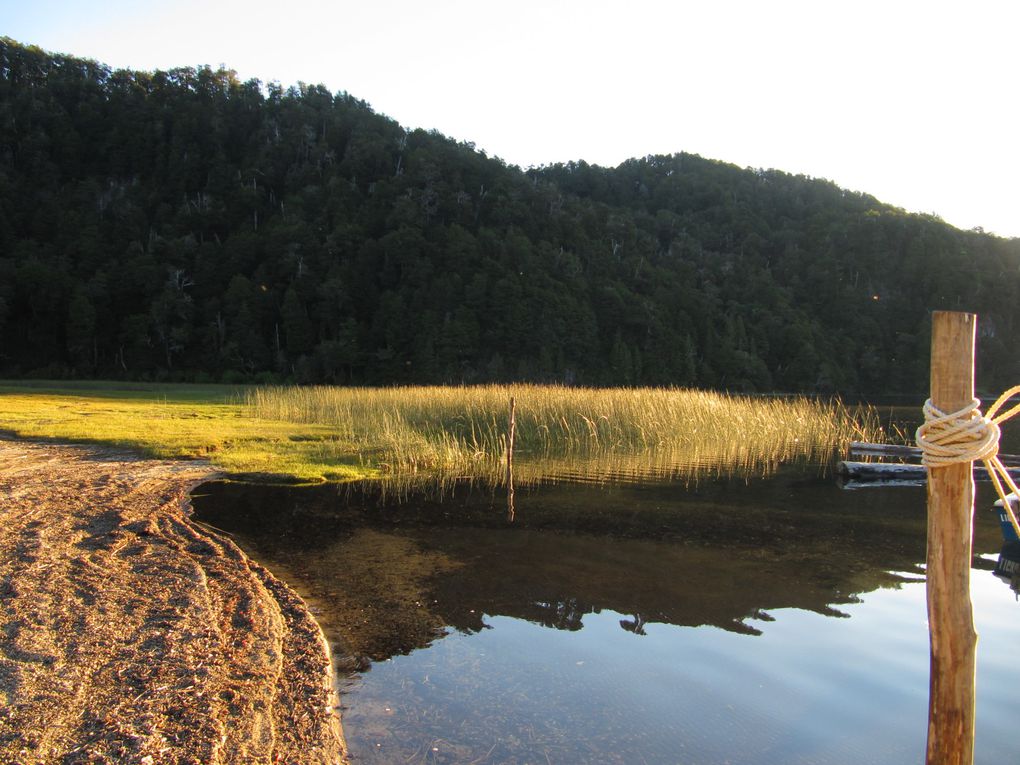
[916,392,1020,539]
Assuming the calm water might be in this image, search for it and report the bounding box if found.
[192,463,1019,764]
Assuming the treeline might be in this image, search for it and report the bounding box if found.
[2,37,1019,394]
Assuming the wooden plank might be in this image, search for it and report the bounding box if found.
[925,310,977,765]
[837,460,1020,483]
[850,441,1020,467]
[850,441,927,459]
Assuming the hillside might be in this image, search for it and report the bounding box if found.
[2,37,1018,394]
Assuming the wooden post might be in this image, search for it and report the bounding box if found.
[925,310,978,765]
[507,396,516,521]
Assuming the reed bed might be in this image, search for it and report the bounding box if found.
[246,384,886,483]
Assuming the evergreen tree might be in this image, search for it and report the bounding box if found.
[1,37,1018,394]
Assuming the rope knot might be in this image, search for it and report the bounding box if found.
[914,384,1020,540]
[915,398,999,468]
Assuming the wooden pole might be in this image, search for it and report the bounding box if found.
[507,396,516,522]
[925,310,978,765]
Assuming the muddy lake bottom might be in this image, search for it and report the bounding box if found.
[193,465,1020,765]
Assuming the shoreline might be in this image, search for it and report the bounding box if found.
[0,438,348,764]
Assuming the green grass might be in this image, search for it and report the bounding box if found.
[0,381,371,482]
[0,381,889,484]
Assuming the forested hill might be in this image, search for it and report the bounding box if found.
[2,38,1018,395]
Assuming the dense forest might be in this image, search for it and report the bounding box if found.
[2,37,1019,395]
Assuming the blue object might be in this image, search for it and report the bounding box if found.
[994,541,1020,582]
[993,498,1020,542]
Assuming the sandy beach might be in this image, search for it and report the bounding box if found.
[0,438,347,764]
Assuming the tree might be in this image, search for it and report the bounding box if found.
[2,36,1019,393]
[65,287,97,372]
[281,286,314,356]
[150,269,194,370]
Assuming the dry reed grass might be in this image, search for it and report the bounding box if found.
[246,384,885,483]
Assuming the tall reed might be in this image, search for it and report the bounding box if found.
[245,385,885,483]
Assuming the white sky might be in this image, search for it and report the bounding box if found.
[5,0,1019,237]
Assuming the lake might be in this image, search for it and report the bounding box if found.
[191,456,1019,764]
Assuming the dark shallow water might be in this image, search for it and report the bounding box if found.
[192,466,1019,764]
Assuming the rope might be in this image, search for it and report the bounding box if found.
[916,384,1020,539]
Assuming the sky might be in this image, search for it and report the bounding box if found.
[5,0,1019,237]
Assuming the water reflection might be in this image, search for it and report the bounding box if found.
[370,443,838,500]
[994,542,1020,597]
[190,466,1012,764]
[192,469,1003,661]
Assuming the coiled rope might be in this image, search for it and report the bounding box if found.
[916,384,1020,538]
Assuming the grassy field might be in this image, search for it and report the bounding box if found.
[0,381,889,484]
[0,381,369,482]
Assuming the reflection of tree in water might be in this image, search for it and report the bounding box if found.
[190,470,993,667]
[531,598,591,631]
[619,613,647,635]
[506,604,676,637]
[510,605,666,636]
